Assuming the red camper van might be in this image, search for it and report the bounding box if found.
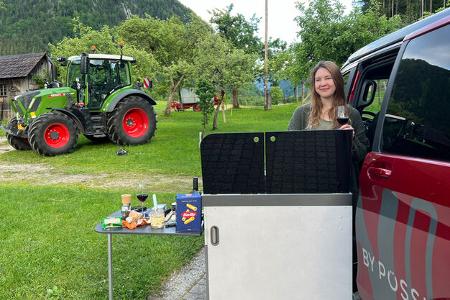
[342,8,450,299]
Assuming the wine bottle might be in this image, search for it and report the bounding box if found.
[192,177,199,193]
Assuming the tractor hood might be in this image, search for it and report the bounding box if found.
[11,87,77,118]
[31,86,76,98]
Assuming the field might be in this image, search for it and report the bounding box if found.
[0,102,297,299]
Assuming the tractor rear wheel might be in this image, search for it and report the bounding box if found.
[6,118,31,150]
[29,112,78,156]
[107,96,156,145]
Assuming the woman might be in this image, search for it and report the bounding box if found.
[289,61,369,292]
[288,60,369,163]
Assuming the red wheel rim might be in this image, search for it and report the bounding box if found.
[44,123,70,148]
[122,108,149,138]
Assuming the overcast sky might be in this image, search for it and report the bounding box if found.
[178,0,353,45]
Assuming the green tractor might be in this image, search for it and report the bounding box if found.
[4,53,156,156]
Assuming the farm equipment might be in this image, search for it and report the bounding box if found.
[171,88,201,112]
[4,53,156,156]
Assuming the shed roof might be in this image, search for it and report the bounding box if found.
[0,52,48,79]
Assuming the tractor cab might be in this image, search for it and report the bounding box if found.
[67,54,135,109]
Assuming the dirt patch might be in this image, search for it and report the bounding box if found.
[0,137,13,154]
[0,156,195,193]
[0,137,196,191]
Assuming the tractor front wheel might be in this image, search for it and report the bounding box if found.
[6,118,31,150]
[29,112,78,156]
[107,96,156,145]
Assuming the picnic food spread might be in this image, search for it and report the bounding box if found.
[101,195,173,230]
[101,178,202,232]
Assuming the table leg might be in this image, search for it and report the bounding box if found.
[108,233,113,300]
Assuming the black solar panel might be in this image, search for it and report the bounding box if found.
[265,130,352,193]
[200,130,352,194]
[200,132,265,194]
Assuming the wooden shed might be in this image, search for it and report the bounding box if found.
[0,52,52,121]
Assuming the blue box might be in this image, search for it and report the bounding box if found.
[176,192,202,233]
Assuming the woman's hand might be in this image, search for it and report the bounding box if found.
[339,124,355,138]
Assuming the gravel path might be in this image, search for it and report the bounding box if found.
[148,247,206,300]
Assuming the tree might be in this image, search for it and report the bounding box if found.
[294,0,402,80]
[49,22,158,87]
[271,44,306,101]
[210,4,261,108]
[192,33,256,130]
[270,86,283,104]
[117,15,211,116]
[195,79,216,132]
[357,0,446,22]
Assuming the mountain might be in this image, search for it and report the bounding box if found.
[0,0,193,55]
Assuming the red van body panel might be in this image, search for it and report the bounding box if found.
[357,152,450,299]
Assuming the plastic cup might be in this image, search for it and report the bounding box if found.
[121,194,132,205]
[151,208,165,229]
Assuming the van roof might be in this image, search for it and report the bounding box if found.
[343,8,450,67]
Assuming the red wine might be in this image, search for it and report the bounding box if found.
[137,193,148,202]
[337,117,349,125]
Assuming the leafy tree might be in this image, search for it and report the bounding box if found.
[117,15,211,116]
[270,86,283,105]
[192,33,257,130]
[195,79,216,131]
[271,44,305,100]
[49,23,158,92]
[357,0,446,22]
[294,0,402,79]
[210,4,261,54]
[210,4,261,108]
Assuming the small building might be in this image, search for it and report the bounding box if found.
[0,52,52,121]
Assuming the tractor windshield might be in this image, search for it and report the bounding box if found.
[88,59,131,89]
[87,59,131,109]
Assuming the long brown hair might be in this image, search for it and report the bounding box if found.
[307,61,346,129]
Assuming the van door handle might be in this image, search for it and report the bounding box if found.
[368,166,392,179]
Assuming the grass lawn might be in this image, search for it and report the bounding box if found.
[0,101,299,299]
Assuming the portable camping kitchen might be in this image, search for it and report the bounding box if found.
[200,131,353,299]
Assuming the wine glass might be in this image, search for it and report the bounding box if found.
[336,105,349,126]
[136,183,148,214]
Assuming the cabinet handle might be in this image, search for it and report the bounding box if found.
[210,226,219,246]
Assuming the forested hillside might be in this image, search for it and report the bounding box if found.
[357,0,448,22]
[0,0,192,55]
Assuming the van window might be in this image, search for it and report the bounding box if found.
[382,25,450,162]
